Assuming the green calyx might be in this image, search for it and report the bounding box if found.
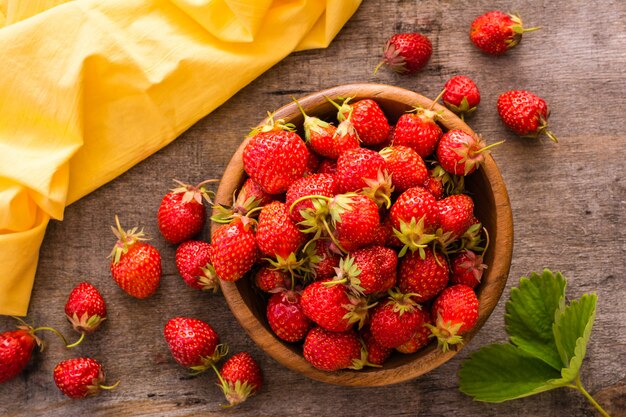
[67,312,106,334]
[342,294,377,329]
[393,216,436,258]
[171,178,218,205]
[189,344,229,376]
[247,112,295,137]
[507,13,540,49]
[361,169,394,209]
[109,215,147,264]
[426,316,464,353]
[444,96,478,120]
[430,164,465,196]
[330,255,364,295]
[199,263,220,293]
[350,345,382,370]
[387,288,421,316]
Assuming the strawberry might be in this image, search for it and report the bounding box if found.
[293,98,340,159]
[211,178,272,223]
[424,163,465,199]
[210,217,258,282]
[398,250,449,303]
[243,115,309,194]
[175,240,219,292]
[109,216,162,298]
[379,145,428,193]
[375,33,432,74]
[0,329,38,384]
[437,194,475,240]
[436,130,502,176]
[65,282,107,334]
[470,11,539,56]
[304,239,341,280]
[304,149,322,176]
[428,284,479,351]
[303,327,363,371]
[450,250,487,288]
[256,201,305,260]
[330,194,381,252]
[164,317,226,372]
[443,75,480,120]
[369,289,425,348]
[336,148,392,208]
[317,159,337,175]
[497,90,558,142]
[334,98,391,146]
[157,179,215,244]
[53,357,119,399]
[286,174,338,224]
[392,106,443,158]
[346,246,398,295]
[360,327,392,366]
[300,279,368,332]
[396,308,432,353]
[254,266,291,292]
[423,175,444,200]
[389,186,438,257]
[215,352,263,407]
[266,290,312,342]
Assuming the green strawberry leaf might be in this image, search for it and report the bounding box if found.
[553,293,597,381]
[505,269,566,370]
[459,343,565,402]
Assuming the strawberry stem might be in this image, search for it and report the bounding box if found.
[99,380,121,390]
[373,60,385,75]
[32,326,84,348]
[428,89,447,111]
[481,226,490,256]
[292,97,308,118]
[288,195,331,214]
[544,130,559,143]
[474,140,505,155]
[567,374,610,417]
[321,217,347,254]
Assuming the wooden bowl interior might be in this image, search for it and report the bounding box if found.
[212,84,513,386]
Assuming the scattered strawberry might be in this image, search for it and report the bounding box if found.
[392,104,443,158]
[210,217,258,282]
[303,327,363,371]
[243,115,309,194]
[256,201,305,260]
[369,289,425,348]
[497,90,558,142]
[437,194,475,240]
[109,216,162,298]
[334,98,391,146]
[379,145,428,192]
[375,33,432,74]
[266,290,312,342]
[443,75,480,120]
[175,240,219,292]
[0,329,38,384]
[428,284,479,351]
[396,308,432,353]
[214,352,263,407]
[398,250,449,303]
[157,179,215,244]
[254,266,291,293]
[436,130,502,176]
[164,317,225,372]
[450,250,487,288]
[65,282,107,334]
[470,11,539,55]
[53,357,119,399]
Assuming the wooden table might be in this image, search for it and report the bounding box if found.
[2,1,625,416]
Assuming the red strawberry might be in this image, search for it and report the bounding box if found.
[256,201,305,260]
[443,75,480,120]
[424,163,466,199]
[210,217,258,282]
[300,279,368,332]
[303,327,362,371]
[437,194,475,240]
[369,289,425,348]
[375,33,432,74]
[286,174,338,224]
[164,317,225,372]
[389,186,438,257]
[423,175,444,200]
[211,178,273,223]
[158,179,215,244]
[392,106,443,158]
[336,148,392,207]
[450,250,487,288]
[304,239,341,280]
[317,159,337,175]
[65,282,107,334]
[360,327,392,366]
[346,246,398,295]
[398,250,449,303]
[0,329,38,384]
[436,130,502,176]
[109,216,162,298]
[254,266,290,292]
[53,358,118,399]
[243,115,309,194]
[304,149,322,176]
[330,194,381,252]
[497,90,558,142]
[293,98,340,159]
[335,98,391,146]
[175,240,219,292]
[215,352,263,407]
[428,284,479,351]
[470,11,539,55]
[266,290,312,342]
[379,145,428,192]
[396,308,432,353]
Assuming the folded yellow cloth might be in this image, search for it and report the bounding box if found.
[0,0,361,315]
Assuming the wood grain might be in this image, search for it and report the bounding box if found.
[1,0,625,415]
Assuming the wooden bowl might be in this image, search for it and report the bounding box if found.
[212,83,513,387]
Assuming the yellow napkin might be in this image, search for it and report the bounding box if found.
[0,0,361,316]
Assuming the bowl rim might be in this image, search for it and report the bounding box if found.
[212,83,513,387]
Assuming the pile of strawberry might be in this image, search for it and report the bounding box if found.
[209,91,497,372]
